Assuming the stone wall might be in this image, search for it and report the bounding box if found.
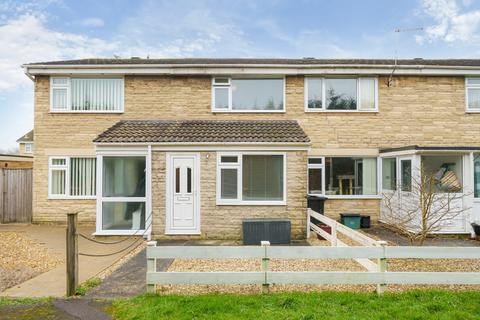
[32,74,479,226]
[152,151,308,240]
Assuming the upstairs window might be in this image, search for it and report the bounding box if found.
[50,77,124,112]
[466,78,480,112]
[305,77,378,112]
[24,143,33,154]
[212,77,284,112]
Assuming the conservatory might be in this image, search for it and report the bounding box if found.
[379,146,480,235]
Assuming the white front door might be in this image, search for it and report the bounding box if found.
[166,153,200,234]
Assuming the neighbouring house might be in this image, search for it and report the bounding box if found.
[17,130,34,155]
[21,58,480,239]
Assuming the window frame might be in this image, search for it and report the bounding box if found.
[24,143,33,154]
[304,77,378,113]
[211,77,286,113]
[307,157,325,196]
[216,152,287,205]
[309,155,381,199]
[50,76,125,113]
[381,157,397,191]
[48,156,97,199]
[465,77,480,113]
[96,152,149,235]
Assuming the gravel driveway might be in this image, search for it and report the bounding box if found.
[0,231,63,293]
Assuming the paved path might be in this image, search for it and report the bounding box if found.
[1,299,112,320]
[86,248,173,299]
[0,224,142,298]
[364,226,480,246]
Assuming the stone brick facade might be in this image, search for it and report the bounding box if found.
[151,151,307,240]
[32,74,480,236]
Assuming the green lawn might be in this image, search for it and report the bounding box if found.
[110,290,480,320]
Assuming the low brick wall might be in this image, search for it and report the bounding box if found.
[324,198,380,224]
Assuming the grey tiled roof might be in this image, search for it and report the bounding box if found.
[25,58,480,67]
[94,120,310,144]
[16,130,34,142]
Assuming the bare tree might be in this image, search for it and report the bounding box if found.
[382,164,471,245]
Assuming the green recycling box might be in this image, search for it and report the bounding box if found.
[340,213,361,229]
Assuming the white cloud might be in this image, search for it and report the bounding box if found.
[418,0,480,43]
[79,17,104,28]
[0,14,118,91]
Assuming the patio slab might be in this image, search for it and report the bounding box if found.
[0,224,142,298]
[363,225,480,247]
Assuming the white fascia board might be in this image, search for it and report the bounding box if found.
[379,149,476,157]
[23,64,480,76]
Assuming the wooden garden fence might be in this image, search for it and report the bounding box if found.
[146,242,480,294]
[0,168,32,223]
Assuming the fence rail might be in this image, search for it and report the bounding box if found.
[307,209,381,272]
[146,242,480,294]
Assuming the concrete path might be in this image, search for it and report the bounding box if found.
[0,224,142,298]
[364,226,480,247]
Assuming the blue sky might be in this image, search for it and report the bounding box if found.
[1,0,480,150]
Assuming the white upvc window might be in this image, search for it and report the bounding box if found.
[304,77,378,112]
[216,152,286,205]
[24,143,33,153]
[48,156,96,199]
[308,156,380,199]
[465,78,480,112]
[97,154,147,233]
[50,77,124,112]
[308,157,325,195]
[212,77,285,112]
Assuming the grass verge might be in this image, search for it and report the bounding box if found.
[75,277,102,296]
[0,297,51,306]
[110,290,480,320]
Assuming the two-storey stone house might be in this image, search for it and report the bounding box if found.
[22,58,480,239]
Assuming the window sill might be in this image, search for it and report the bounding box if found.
[48,196,96,200]
[49,110,124,114]
[216,200,286,206]
[94,230,146,236]
[465,110,480,113]
[322,195,382,200]
[304,109,378,113]
[212,110,286,113]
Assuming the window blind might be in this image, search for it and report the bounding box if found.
[71,78,123,111]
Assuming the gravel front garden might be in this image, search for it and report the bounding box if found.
[156,231,480,295]
[0,232,63,293]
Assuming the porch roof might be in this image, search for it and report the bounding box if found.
[93,120,310,144]
[380,145,480,154]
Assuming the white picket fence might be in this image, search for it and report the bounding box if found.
[307,208,382,272]
[146,241,480,294]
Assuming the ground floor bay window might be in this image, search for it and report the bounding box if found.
[97,155,148,234]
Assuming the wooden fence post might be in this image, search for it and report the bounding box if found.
[376,240,388,294]
[0,169,4,223]
[146,241,157,294]
[331,222,338,247]
[261,241,270,294]
[66,212,78,297]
